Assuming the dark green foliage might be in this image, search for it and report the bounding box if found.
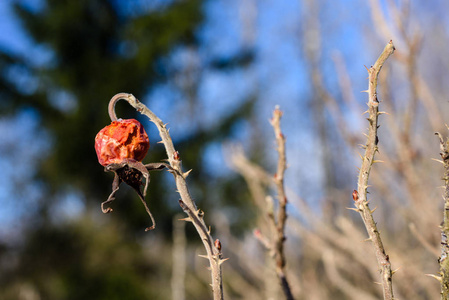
[2,219,158,300]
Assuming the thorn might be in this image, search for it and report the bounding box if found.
[362,133,368,138]
[377,111,389,115]
[363,237,373,242]
[198,254,209,260]
[358,144,367,149]
[183,169,193,178]
[219,258,230,265]
[431,158,445,165]
[178,217,192,222]
[363,65,369,72]
[346,207,361,212]
[361,90,369,93]
[373,160,384,164]
[157,140,164,144]
[370,206,377,214]
[392,267,400,275]
[358,152,364,160]
[208,226,211,234]
[426,274,442,282]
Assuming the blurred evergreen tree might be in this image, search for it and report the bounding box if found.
[0,0,255,229]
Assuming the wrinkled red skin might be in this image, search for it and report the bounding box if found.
[95,119,149,166]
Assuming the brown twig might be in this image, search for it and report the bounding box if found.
[436,131,449,299]
[108,93,225,300]
[269,106,294,300]
[353,41,395,300]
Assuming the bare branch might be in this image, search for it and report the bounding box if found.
[436,131,449,299]
[270,106,294,300]
[354,41,395,300]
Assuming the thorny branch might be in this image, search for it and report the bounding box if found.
[251,107,294,299]
[353,40,395,300]
[436,131,449,300]
[269,107,294,300]
[108,93,226,300]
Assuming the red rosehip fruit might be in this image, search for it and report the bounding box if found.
[95,119,149,166]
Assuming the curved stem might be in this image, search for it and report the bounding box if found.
[355,41,395,300]
[108,92,131,121]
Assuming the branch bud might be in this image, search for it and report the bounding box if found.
[352,190,359,201]
[273,106,283,118]
[214,239,222,251]
[173,151,180,161]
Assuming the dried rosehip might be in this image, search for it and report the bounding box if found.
[94,117,168,231]
[95,119,149,166]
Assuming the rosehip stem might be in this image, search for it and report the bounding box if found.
[108,92,131,122]
[107,93,225,300]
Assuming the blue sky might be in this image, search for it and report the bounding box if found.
[0,0,390,234]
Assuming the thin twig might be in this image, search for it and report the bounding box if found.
[108,93,225,300]
[436,132,449,299]
[353,41,395,300]
[269,106,294,300]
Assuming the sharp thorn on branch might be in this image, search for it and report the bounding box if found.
[346,207,361,212]
[431,158,445,165]
[426,274,442,283]
[183,169,193,178]
[178,217,192,222]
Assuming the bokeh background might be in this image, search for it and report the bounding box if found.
[0,0,448,299]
